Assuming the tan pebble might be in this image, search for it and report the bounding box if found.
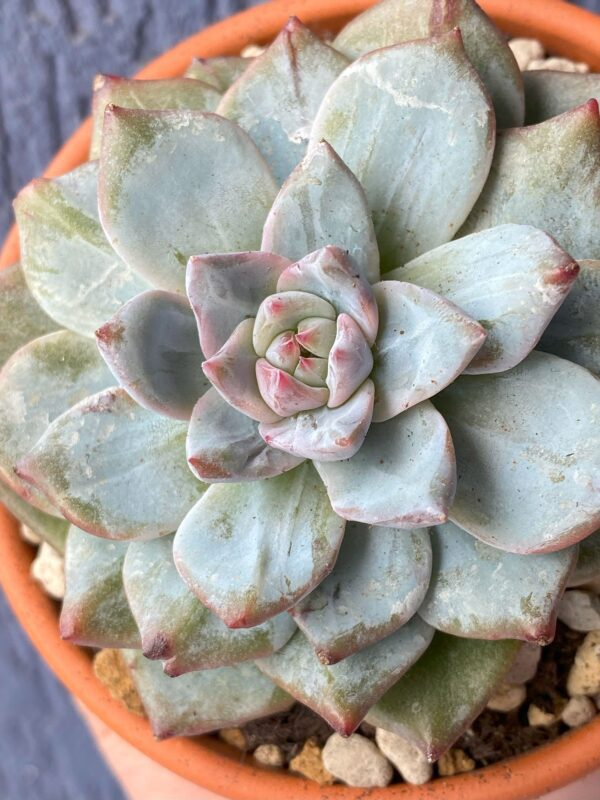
[20,524,42,545]
[375,728,432,785]
[253,743,285,767]
[31,542,65,599]
[93,649,145,716]
[567,631,600,696]
[219,728,248,750]
[323,733,393,788]
[527,57,589,73]
[508,37,545,70]
[561,695,596,728]
[241,44,266,58]
[290,737,334,785]
[487,682,527,713]
[437,748,476,777]
[527,704,558,727]
[559,591,600,632]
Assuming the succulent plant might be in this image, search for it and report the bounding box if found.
[2,0,600,764]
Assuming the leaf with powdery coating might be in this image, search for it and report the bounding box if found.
[99,109,278,292]
[184,56,251,91]
[315,401,455,526]
[123,650,293,740]
[96,290,209,421]
[540,260,600,376]
[388,225,579,374]
[187,251,290,360]
[257,619,433,735]
[123,536,296,675]
[256,359,329,417]
[0,263,59,369]
[173,463,345,627]
[261,142,379,283]
[366,633,519,760]
[292,523,431,663]
[524,70,600,124]
[187,388,303,483]
[461,101,600,260]
[14,162,149,338]
[0,480,68,554]
[17,388,206,541]
[217,18,349,183]
[252,291,336,358]
[60,526,140,648]
[435,352,600,554]
[371,282,485,422]
[90,75,221,159]
[310,31,495,270]
[327,314,373,408]
[419,521,576,644]
[0,331,113,515]
[333,0,523,128]
[568,530,600,587]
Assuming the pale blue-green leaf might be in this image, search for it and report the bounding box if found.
[0,331,113,515]
[60,525,140,648]
[256,358,329,417]
[252,290,336,358]
[99,109,278,292]
[333,0,523,128]
[435,351,600,554]
[315,400,455,526]
[461,101,600,260]
[539,260,600,375]
[0,263,59,369]
[389,225,579,374]
[568,530,600,587]
[187,388,303,482]
[524,70,600,124]
[259,379,374,462]
[123,535,296,675]
[187,251,290,359]
[173,462,345,627]
[310,31,495,270]
[217,18,348,183]
[371,281,485,422]
[257,619,433,735]
[14,162,149,337]
[0,479,68,554]
[90,75,221,159]
[123,650,293,739]
[420,521,576,643]
[366,632,520,760]
[96,289,209,420]
[261,141,380,283]
[17,388,206,541]
[184,56,251,90]
[292,522,431,663]
[327,313,373,408]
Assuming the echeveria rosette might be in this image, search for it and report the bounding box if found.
[1,0,600,763]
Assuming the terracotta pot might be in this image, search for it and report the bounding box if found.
[2,1,600,797]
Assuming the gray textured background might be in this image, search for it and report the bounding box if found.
[0,1,599,798]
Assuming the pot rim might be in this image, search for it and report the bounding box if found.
[2,1,600,798]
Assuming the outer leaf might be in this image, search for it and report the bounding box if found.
[187,251,290,359]
[123,536,296,675]
[333,0,524,128]
[96,290,209,420]
[310,31,495,270]
[184,56,251,90]
[255,359,329,417]
[371,282,486,422]
[366,632,520,760]
[17,388,206,541]
[461,101,600,260]
[187,388,303,482]
[327,314,373,408]
[173,463,345,627]
[90,75,221,159]
[540,260,600,375]
[99,108,278,292]
[292,523,432,663]
[60,525,140,648]
[0,331,113,514]
[388,225,579,374]
[261,141,380,283]
[217,18,349,183]
[524,70,600,124]
[123,650,293,739]
[0,479,68,554]
[435,351,600,554]
[568,530,600,587]
[315,401,455,526]
[257,619,433,735]
[419,521,576,643]
[14,162,149,337]
[259,379,375,462]
[0,263,59,369]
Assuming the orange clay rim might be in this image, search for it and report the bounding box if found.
[2,1,600,798]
